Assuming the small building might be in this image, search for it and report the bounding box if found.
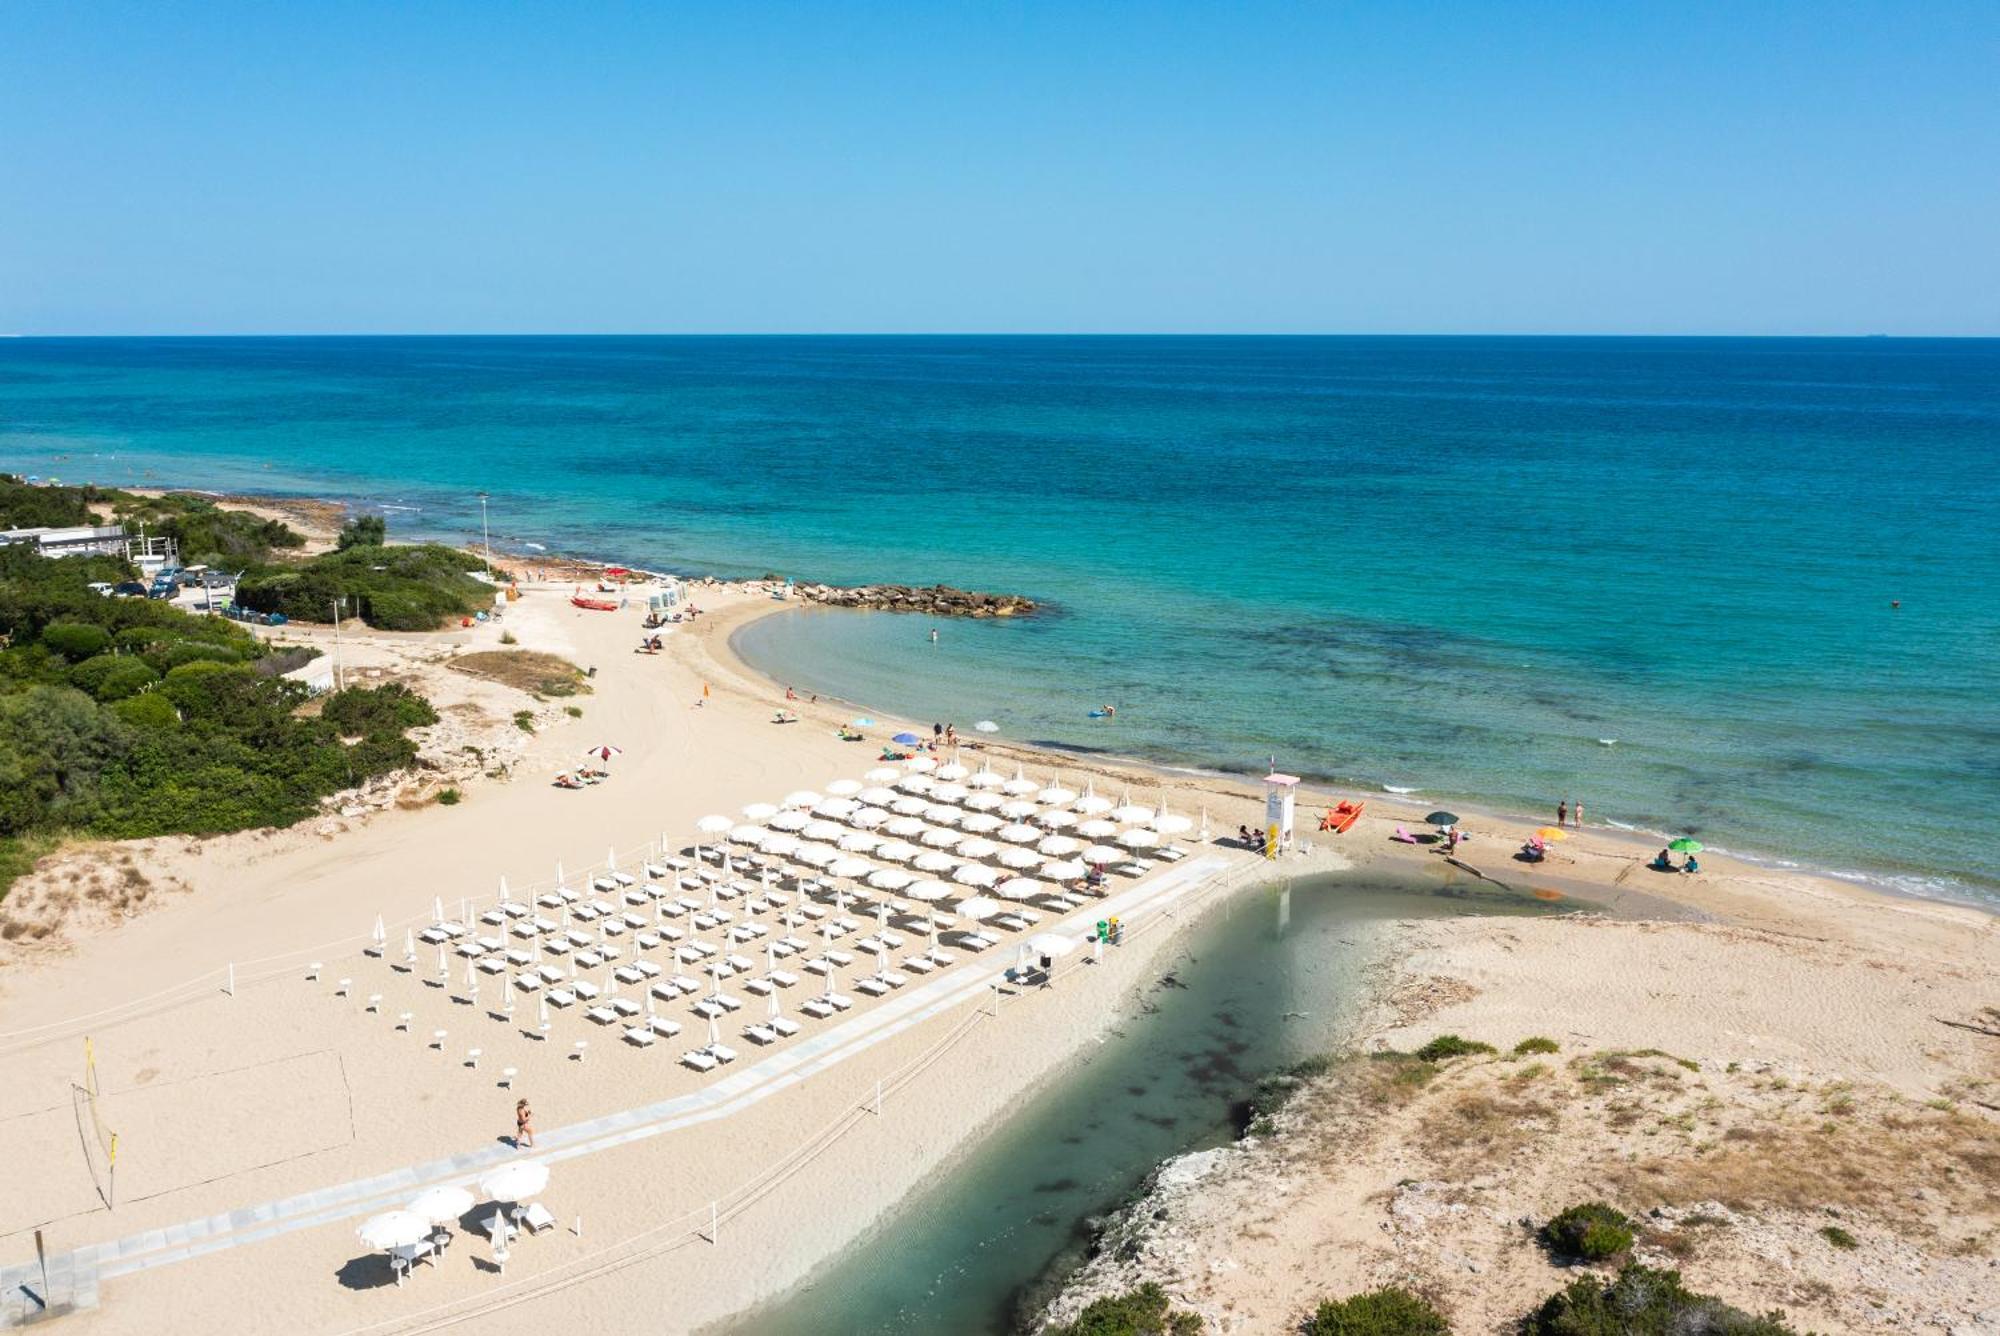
[0,524,130,558]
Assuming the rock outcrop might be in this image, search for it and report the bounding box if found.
[794,582,1035,618]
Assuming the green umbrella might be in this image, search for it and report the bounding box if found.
[1425,811,1459,827]
[1668,837,1704,854]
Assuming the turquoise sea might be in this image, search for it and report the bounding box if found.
[2,336,1996,900]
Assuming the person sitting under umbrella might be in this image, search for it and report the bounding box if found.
[1650,847,1677,871]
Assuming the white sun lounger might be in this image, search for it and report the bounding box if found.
[477,957,507,975]
[693,999,725,1019]
[901,956,933,974]
[542,939,571,956]
[707,1043,738,1064]
[571,980,600,1001]
[572,905,600,923]
[514,975,543,992]
[585,1006,618,1025]
[770,1016,801,1037]
[623,1026,656,1048]
[650,982,680,1002]
[610,996,641,1017]
[670,974,701,993]
[803,957,831,976]
[743,978,774,996]
[634,959,662,978]
[827,950,854,967]
[535,964,565,984]
[769,969,799,988]
[575,950,604,969]
[635,932,662,950]
[856,978,889,997]
[744,1024,778,1045]
[511,923,540,940]
[802,998,834,1018]
[647,1016,682,1037]
[537,893,564,909]
[547,989,576,1007]
[826,993,854,1010]
[614,965,644,985]
[680,1050,718,1072]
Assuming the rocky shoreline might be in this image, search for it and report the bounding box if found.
[792,581,1036,618]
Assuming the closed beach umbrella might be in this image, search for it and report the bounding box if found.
[407,1185,475,1225]
[953,864,1000,887]
[998,845,1041,870]
[998,877,1045,901]
[959,812,1004,833]
[858,786,899,806]
[479,1160,550,1203]
[975,720,1000,733]
[697,814,734,835]
[892,732,921,746]
[934,763,971,781]
[1118,827,1160,849]
[914,850,959,873]
[1083,844,1124,865]
[867,867,914,890]
[1425,811,1460,828]
[358,1210,432,1251]
[1668,837,1704,853]
[1077,818,1119,839]
[1042,858,1088,881]
[865,767,901,784]
[740,802,779,822]
[824,779,863,797]
[839,830,882,853]
[998,823,1040,844]
[955,835,999,859]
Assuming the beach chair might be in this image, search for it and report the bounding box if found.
[571,980,600,1001]
[477,957,507,975]
[521,1203,557,1234]
[670,974,702,993]
[648,1016,682,1037]
[770,1016,801,1038]
[614,965,644,985]
[744,978,774,996]
[883,970,910,988]
[744,1023,778,1045]
[635,932,662,950]
[928,948,956,967]
[681,1049,719,1072]
[634,959,662,978]
[547,989,577,1008]
[504,949,534,967]
[902,956,934,974]
[803,957,831,976]
[610,996,641,1017]
[856,978,889,997]
[658,925,685,943]
[535,964,565,984]
[708,1044,739,1064]
[542,939,571,956]
[650,982,680,1003]
[828,950,854,967]
[826,993,855,1011]
[585,1006,619,1026]
[802,998,834,1019]
[770,969,799,988]
[514,975,543,992]
[623,1026,656,1048]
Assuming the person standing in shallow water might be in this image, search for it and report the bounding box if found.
[1557,798,1567,827]
[1573,800,1584,829]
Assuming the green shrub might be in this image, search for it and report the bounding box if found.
[1307,1286,1448,1335]
[513,710,536,733]
[235,543,488,630]
[1524,1264,1792,1334]
[1818,1224,1857,1250]
[564,705,582,718]
[1513,1036,1561,1056]
[111,692,179,730]
[336,515,387,550]
[1539,1203,1635,1262]
[42,622,113,661]
[1045,1282,1201,1336]
[69,655,159,702]
[1413,1035,1495,1062]
[435,787,461,806]
[321,683,438,737]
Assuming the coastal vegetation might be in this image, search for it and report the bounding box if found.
[1307,1287,1450,1335]
[1523,1265,1793,1335]
[0,530,440,898]
[1044,1282,1202,1336]
[235,541,491,630]
[1537,1202,1636,1262]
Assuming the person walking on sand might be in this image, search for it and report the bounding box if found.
[515,1099,536,1149]
[1557,798,1567,827]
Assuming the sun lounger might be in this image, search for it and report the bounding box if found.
[613,965,643,984]
[611,871,635,887]
[610,996,641,1016]
[856,977,889,996]
[585,1006,619,1025]
[744,1023,778,1045]
[882,970,910,988]
[575,950,604,969]
[543,939,571,956]
[681,1049,718,1072]
[744,978,774,996]
[535,964,565,984]
[600,919,626,937]
[658,925,685,942]
[770,1016,801,1037]
[901,956,934,974]
[634,959,662,977]
[692,913,719,931]
[802,998,834,1018]
[521,1202,557,1234]
[480,910,506,926]
[826,993,854,1011]
[571,980,599,1001]
[670,974,701,993]
[647,1016,682,1037]
[572,905,600,922]
[547,989,576,1007]
[714,991,744,1011]
[511,923,540,940]
[623,1026,656,1048]
[1158,844,1188,861]
[537,893,564,909]
[514,975,543,992]
[828,950,854,967]
[707,1043,738,1064]
[769,969,799,988]
[855,933,883,953]
[565,930,592,948]
[531,915,559,933]
[635,931,662,950]
[958,932,995,950]
[477,957,507,974]
[803,957,831,975]
[504,949,534,966]
[694,999,725,1019]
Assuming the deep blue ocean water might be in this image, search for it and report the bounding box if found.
[2,336,1995,899]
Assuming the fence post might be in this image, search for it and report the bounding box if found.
[873,1079,882,1115]
[708,1200,718,1244]
[225,963,235,997]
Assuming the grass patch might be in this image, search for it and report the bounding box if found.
[564,705,583,718]
[1819,1224,1858,1250]
[512,710,536,733]
[1514,1036,1561,1056]
[435,788,461,807]
[451,650,590,697]
[1413,1034,1495,1062]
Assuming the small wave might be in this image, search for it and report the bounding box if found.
[522,542,548,552]
[1596,738,1618,746]
[1382,784,1420,795]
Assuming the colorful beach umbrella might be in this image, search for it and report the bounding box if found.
[1534,826,1570,842]
[1668,837,1705,853]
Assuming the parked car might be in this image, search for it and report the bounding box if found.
[113,581,150,598]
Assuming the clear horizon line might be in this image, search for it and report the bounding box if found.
[5,330,1994,341]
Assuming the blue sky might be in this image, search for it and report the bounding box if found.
[2,2,1994,335]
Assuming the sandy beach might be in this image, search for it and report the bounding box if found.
[2,566,1994,1335]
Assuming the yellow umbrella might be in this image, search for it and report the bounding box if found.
[1535,826,1570,841]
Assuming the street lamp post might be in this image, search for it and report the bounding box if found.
[478,492,493,579]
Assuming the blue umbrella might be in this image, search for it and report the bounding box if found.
[851,718,875,727]
[892,732,921,746]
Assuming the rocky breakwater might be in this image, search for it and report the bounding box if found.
[796,582,1036,618]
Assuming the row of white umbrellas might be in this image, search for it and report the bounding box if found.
[357,1161,550,1250]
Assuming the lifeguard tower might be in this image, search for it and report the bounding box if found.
[1263,772,1299,857]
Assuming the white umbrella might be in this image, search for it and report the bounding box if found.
[1074,787,1114,816]
[781,790,822,809]
[905,879,953,902]
[851,808,890,829]
[768,809,810,832]
[963,791,1006,811]
[358,1210,432,1250]
[1083,844,1125,864]
[740,801,779,821]
[839,830,883,853]
[760,832,801,857]
[998,877,1046,900]
[1001,770,1039,797]
[479,1160,550,1202]
[885,816,927,838]
[975,720,999,733]
[1111,803,1155,826]
[858,786,899,806]
[921,803,962,825]
[802,820,845,842]
[824,779,863,796]
[890,796,930,817]
[998,845,1042,869]
[864,767,901,784]
[914,850,959,873]
[407,1185,475,1225]
[1042,858,1088,881]
[902,756,937,773]
[814,797,861,818]
[959,812,1004,834]
[929,782,971,804]
[999,799,1038,820]
[966,767,1005,790]
[874,839,921,863]
[1078,818,1119,839]
[896,773,935,793]
[934,763,971,781]
[794,843,839,867]
[1037,834,1081,857]
[1027,931,1079,958]
[920,827,963,849]
[867,868,914,890]
[697,814,733,835]
[955,835,1000,860]
[729,823,767,845]
[998,823,1040,844]
[1038,781,1077,805]
[829,856,873,879]
[1118,827,1160,849]
[953,864,1000,887]
[955,894,1000,919]
[1036,809,1078,829]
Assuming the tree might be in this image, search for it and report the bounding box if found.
[336,514,387,550]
